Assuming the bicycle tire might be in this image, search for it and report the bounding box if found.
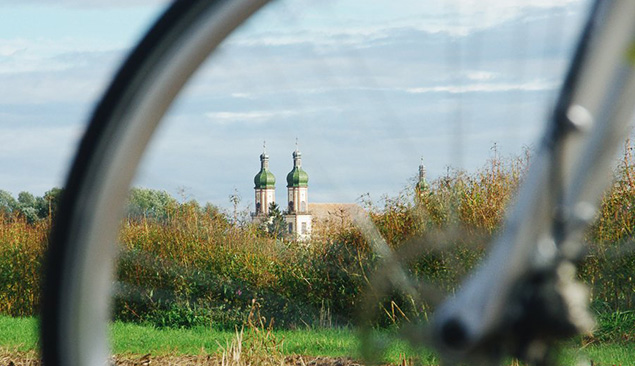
[41,1,268,366]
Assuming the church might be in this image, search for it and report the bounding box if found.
[252,145,424,241]
[251,145,312,240]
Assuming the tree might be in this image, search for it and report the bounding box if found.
[126,188,177,221]
[17,191,39,223]
[37,187,63,219]
[0,188,63,223]
[204,202,224,220]
[266,202,287,239]
[229,189,241,224]
[0,190,18,217]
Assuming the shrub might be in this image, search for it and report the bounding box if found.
[0,145,632,342]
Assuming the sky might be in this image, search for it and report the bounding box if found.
[0,0,591,213]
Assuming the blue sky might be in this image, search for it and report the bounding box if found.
[1,0,590,212]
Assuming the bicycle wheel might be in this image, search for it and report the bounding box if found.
[41,2,269,365]
[40,0,635,365]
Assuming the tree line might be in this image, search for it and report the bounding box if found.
[0,188,63,224]
[0,187,199,223]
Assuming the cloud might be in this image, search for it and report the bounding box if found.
[186,78,557,103]
[398,0,583,36]
[230,92,252,99]
[406,79,558,94]
[0,45,122,75]
[0,68,113,105]
[0,122,83,195]
[0,47,124,105]
[228,0,586,51]
[0,41,24,57]
[0,123,81,154]
[465,71,498,81]
[0,0,169,8]
[205,110,300,125]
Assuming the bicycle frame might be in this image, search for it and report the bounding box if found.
[433,0,635,362]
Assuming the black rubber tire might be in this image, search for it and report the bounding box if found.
[41,1,268,365]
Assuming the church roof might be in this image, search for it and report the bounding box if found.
[286,167,309,187]
[254,151,275,189]
[254,169,275,189]
[310,203,365,224]
[287,149,309,187]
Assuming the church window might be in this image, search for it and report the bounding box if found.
[288,223,293,234]
[301,222,307,234]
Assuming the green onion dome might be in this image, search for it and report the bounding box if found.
[416,178,428,192]
[254,152,276,189]
[254,169,275,189]
[286,167,309,187]
[287,150,309,187]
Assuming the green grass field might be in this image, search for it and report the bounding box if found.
[0,316,38,352]
[2,316,633,365]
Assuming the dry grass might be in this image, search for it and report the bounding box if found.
[0,344,364,366]
[0,217,47,316]
[0,348,39,366]
[116,354,363,366]
[0,352,363,366]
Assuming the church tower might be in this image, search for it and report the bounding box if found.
[252,145,276,217]
[285,144,312,239]
[415,158,429,201]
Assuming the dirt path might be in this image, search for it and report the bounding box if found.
[0,352,378,366]
[115,354,366,366]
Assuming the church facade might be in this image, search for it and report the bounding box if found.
[252,146,312,240]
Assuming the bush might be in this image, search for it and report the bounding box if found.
[0,217,47,316]
[0,145,632,341]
